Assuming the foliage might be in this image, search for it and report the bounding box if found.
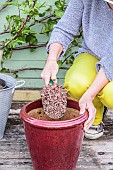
[0,0,83,72]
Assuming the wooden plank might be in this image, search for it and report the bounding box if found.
[14,77,65,88]
[3,71,67,89]
[13,78,66,101]
[13,90,75,102]
[13,90,41,101]
[15,78,65,88]
[0,29,49,42]
[16,78,44,88]
[13,76,66,101]
[3,60,45,69]
[16,69,67,78]
[3,60,69,70]
[11,48,47,61]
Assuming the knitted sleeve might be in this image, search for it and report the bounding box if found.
[46,0,84,58]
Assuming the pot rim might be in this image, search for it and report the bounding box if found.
[20,98,89,129]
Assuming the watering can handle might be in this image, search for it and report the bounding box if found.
[15,80,25,88]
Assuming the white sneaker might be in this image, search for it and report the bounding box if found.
[85,122,104,140]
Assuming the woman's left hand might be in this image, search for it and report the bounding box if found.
[79,93,96,131]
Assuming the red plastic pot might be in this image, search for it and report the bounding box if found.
[20,98,88,170]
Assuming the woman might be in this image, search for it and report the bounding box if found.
[41,0,113,139]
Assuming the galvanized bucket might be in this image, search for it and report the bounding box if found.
[0,73,25,139]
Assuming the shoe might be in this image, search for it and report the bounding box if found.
[84,122,104,140]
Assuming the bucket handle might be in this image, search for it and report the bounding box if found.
[15,80,25,88]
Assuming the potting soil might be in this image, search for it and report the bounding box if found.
[28,107,80,121]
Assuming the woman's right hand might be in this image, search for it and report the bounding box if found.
[41,60,59,86]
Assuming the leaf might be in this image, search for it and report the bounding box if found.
[72,40,78,46]
[3,48,13,60]
[30,48,35,52]
[57,60,63,68]
[0,68,7,73]
[5,0,18,6]
[13,39,25,44]
[4,25,7,30]
[25,34,38,45]
[22,29,38,35]
[46,6,52,11]
[39,2,46,9]
[6,15,12,23]
[38,12,46,17]
[55,0,64,10]
[54,9,64,18]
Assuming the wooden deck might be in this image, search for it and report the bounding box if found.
[0,102,113,170]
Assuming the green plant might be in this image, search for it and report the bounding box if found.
[0,0,82,74]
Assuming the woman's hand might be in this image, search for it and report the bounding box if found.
[41,60,59,86]
[79,93,96,131]
[79,68,109,131]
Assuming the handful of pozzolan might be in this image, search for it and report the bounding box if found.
[41,81,67,119]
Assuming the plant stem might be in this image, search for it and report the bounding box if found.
[62,51,76,64]
[0,15,58,35]
[4,66,68,73]
[0,0,13,11]
[30,14,55,27]
[0,30,10,35]
[4,16,30,47]
[4,0,37,47]
[12,43,47,50]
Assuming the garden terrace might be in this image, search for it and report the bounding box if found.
[0,101,113,170]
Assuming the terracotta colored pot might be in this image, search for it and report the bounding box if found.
[20,98,88,170]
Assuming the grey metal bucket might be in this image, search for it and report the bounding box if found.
[0,73,25,139]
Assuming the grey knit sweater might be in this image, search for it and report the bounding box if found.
[47,0,113,81]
